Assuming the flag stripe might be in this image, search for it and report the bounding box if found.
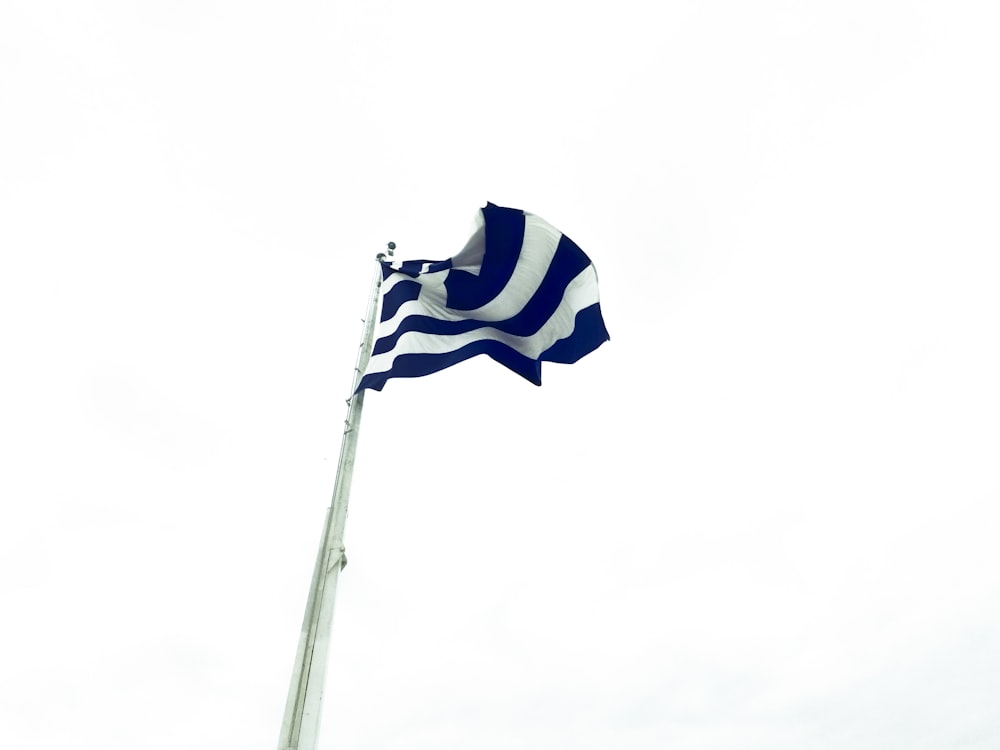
[445,206,525,310]
[379,278,422,321]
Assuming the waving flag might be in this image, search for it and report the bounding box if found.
[357,203,609,392]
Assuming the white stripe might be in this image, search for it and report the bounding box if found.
[364,266,600,377]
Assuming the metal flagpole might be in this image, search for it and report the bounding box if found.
[277,243,393,750]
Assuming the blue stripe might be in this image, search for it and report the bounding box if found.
[444,205,525,310]
[540,303,610,364]
[380,279,421,322]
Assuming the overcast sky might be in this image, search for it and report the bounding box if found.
[2,1,1000,749]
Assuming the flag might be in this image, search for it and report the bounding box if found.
[357,203,609,392]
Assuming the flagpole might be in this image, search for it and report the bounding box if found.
[277,245,391,750]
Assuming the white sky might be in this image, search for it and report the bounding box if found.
[2,1,999,748]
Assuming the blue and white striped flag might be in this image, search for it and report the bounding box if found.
[357,203,610,392]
